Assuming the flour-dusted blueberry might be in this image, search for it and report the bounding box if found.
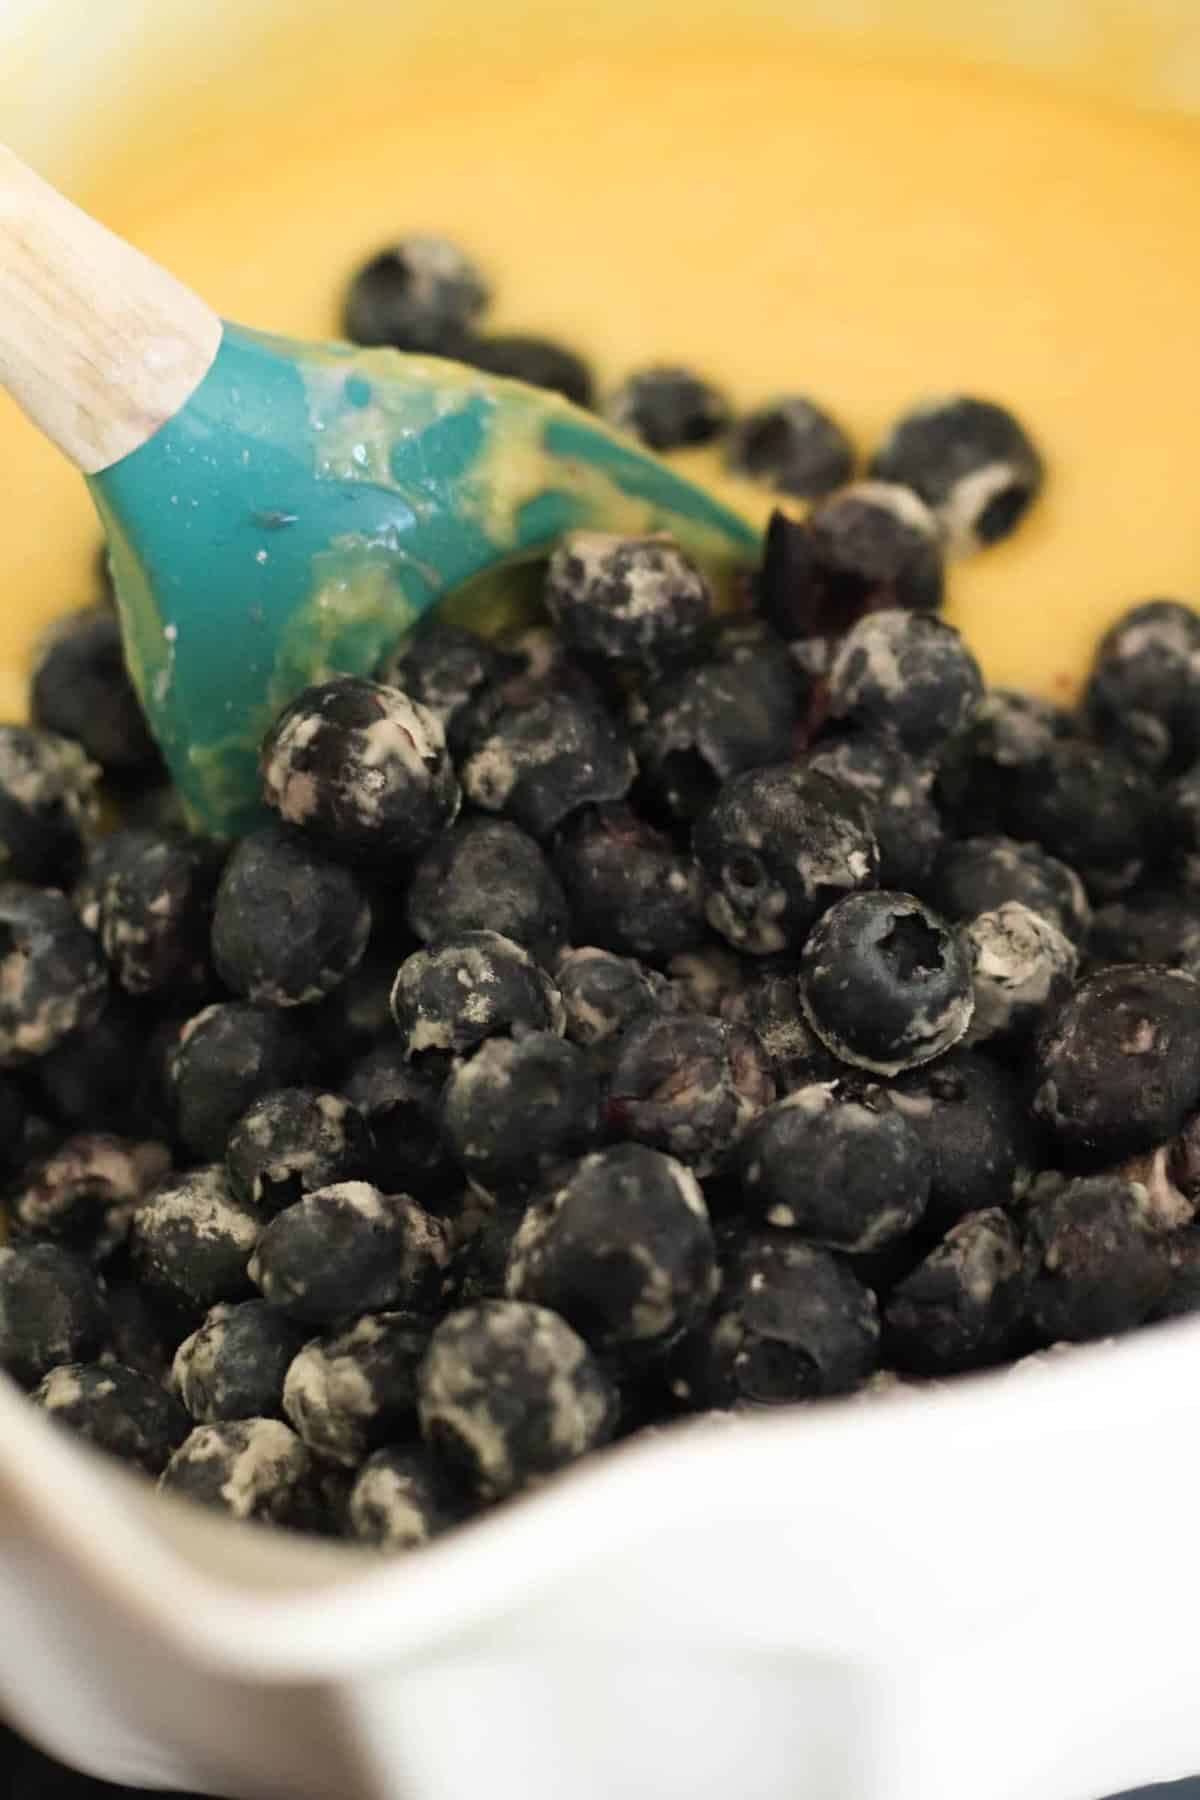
[1033,965,1200,1166]
[964,901,1078,1049]
[1163,767,1200,893]
[554,803,707,964]
[10,1133,170,1263]
[261,677,460,864]
[0,884,107,1066]
[342,236,489,352]
[226,1088,374,1214]
[418,1299,617,1500]
[212,824,371,1007]
[0,1243,107,1388]
[75,828,220,998]
[462,332,594,406]
[506,1145,718,1357]
[827,609,983,756]
[935,686,1077,834]
[167,1002,316,1160]
[544,532,713,674]
[804,736,944,893]
[349,1445,456,1552]
[556,947,673,1050]
[172,1299,307,1424]
[884,1049,1035,1231]
[693,765,879,956]
[604,365,730,451]
[29,604,160,775]
[405,817,568,963]
[608,1012,774,1177]
[738,1082,930,1252]
[390,931,563,1078]
[33,1361,189,1475]
[104,1277,191,1385]
[991,738,1155,900]
[341,1046,453,1205]
[283,1310,433,1467]
[1083,600,1200,775]
[379,616,517,736]
[800,891,974,1075]
[441,1033,600,1196]
[721,966,842,1091]
[0,725,100,887]
[868,395,1044,554]
[249,1182,450,1326]
[1088,888,1200,977]
[159,1417,319,1526]
[131,1166,263,1313]
[35,998,144,1137]
[807,481,944,620]
[665,1233,879,1408]
[883,1207,1026,1373]
[667,945,748,1017]
[457,676,635,839]
[1021,1175,1171,1343]
[726,395,854,498]
[933,835,1091,945]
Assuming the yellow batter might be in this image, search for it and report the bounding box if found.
[1,37,1199,719]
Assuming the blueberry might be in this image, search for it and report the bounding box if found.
[964,902,1078,1049]
[212,824,371,1007]
[226,1088,375,1214]
[884,1049,1036,1231]
[1033,965,1200,1166]
[250,1183,450,1328]
[607,1012,774,1177]
[418,1299,617,1500]
[405,816,568,965]
[807,481,944,622]
[261,677,460,864]
[35,997,146,1136]
[556,946,673,1049]
[1162,765,1200,891]
[1082,600,1200,774]
[554,802,708,965]
[10,1133,170,1263]
[933,835,1090,945]
[980,736,1156,900]
[105,1276,192,1385]
[283,1310,433,1467]
[934,686,1077,835]
[308,935,409,1073]
[800,892,974,1075]
[1088,888,1200,977]
[737,1081,930,1252]
[457,675,635,838]
[604,365,731,451]
[32,1360,189,1477]
[378,616,517,736]
[441,1033,600,1197]
[666,945,748,1017]
[131,1165,263,1313]
[462,332,593,406]
[725,394,854,498]
[804,736,944,893]
[868,395,1044,554]
[720,966,843,1091]
[883,1207,1026,1373]
[544,532,713,673]
[827,609,983,756]
[341,1046,455,1206]
[29,604,160,776]
[160,1417,319,1527]
[172,1299,307,1423]
[167,1002,316,1161]
[75,828,221,998]
[342,237,489,352]
[390,931,563,1078]
[0,725,100,886]
[0,1243,108,1388]
[1021,1175,1170,1343]
[0,883,108,1065]
[349,1445,458,1551]
[693,764,879,955]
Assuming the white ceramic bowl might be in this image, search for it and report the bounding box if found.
[4,4,1200,1796]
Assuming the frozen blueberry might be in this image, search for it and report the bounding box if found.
[935,687,1076,828]
[1021,1175,1170,1344]
[604,365,731,451]
[804,737,944,893]
[1033,965,1200,1166]
[544,532,712,673]
[405,817,568,963]
[554,803,707,964]
[283,1310,433,1467]
[827,609,983,756]
[390,931,563,1078]
[457,677,635,838]
[556,947,673,1051]
[1083,600,1200,775]
[0,1243,107,1388]
[75,828,220,998]
[884,1049,1035,1231]
[964,902,1078,1049]
[341,1046,453,1205]
[441,1033,600,1196]
[989,738,1155,900]
[342,236,489,352]
[694,764,879,956]
[33,1360,188,1475]
[1088,888,1200,977]
[665,1233,879,1408]
[35,998,145,1136]
[212,825,371,1007]
[800,892,974,1075]
[249,1182,449,1326]
[0,725,100,886]
[172,1299,307,1423]
[261,677,460,864]
[349,1445,457,1552]
[10,1133,170,1263]
[1163,766,1200,892]
[725,395,854,498]
[0,884,107,1065]
[29,604,159,775]
[868,395,1044,554]
[720,966,842,1091]
[167,1002,316,1160]
[883,1208,1026,1374]
[608,1012,774,1177]
[226,1088,374,1214]
[507,1145,718,1356]
[160,1417,319,1527]
[933,835,1090,945]
[738,1082,930,1252]
[418,1299,617,1500]
[462,332,593,407]
[378,617,516,736]
[806,482,944,623]
[131,1165,263,1313]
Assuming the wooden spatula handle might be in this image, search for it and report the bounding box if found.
[0,144,221,474]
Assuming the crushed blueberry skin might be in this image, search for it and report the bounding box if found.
[7,268,1200,1559]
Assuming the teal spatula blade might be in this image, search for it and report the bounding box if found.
[89,323,760,838]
